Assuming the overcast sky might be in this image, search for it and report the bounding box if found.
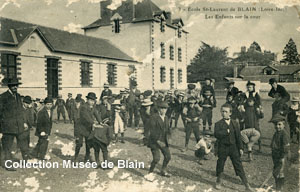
[1,0,299,61]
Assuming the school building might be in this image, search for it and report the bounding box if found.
[0,17,141,99]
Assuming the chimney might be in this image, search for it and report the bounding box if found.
[233,65,238,78]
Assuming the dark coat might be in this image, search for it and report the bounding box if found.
[0,90,26,134]
[268,84,290,103]
[201,85,215,96]
[147,114,171,148]
[79,103,102,137]
[214,119,243,151]
[100,89,112,100]
[89,124,113,145]
[71,102,81,136]
[55,98,66,109]
[66,98,75,110]
[35,107,53,136]
[227,86,239,99]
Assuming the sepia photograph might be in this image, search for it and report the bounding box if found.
[0,0,299,191]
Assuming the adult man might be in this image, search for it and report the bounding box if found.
[127,81,141,129]
[268,78,290,103]
[147,101,172,177]
[0,78,29,171]
[66,93,75,123]
[76,92,102,162]
[214,104,253,191]
[100,83,112,101]
[55,94,67,123]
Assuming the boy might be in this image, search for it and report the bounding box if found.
[72,95,83,162]
[194,135,213,165]
[214,104,253,191]
[33,97,53,160]
[287,97,300,143]
[200,89,216,134]
[272,93,288,118]
[22,96,34,148]
[55,94,67,123]
[111,100,126,144]
[182,97,202,152]
[270,114,291,192]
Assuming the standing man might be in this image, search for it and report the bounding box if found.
[55,94,67,123]
[100,83,112,101]
[77,92,102,162]
[214,104,253,191]
[147,101,172,177]
[127,81,141,129]
[268,78,290,103]
[0,78,29,171]
[66,93,75,123]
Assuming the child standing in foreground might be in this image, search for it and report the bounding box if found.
[270,114,291,192]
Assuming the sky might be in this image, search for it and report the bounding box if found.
[1,0,300,62]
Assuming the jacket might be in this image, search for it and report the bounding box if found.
[0,90,26,134]
[35,107,53,136]
[147,114,171,148]
[79,103,102,137]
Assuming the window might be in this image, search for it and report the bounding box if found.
[178,28,182,38]
[114,19,120,33]
[1,54,17,79]
[160,20,165,32]
[169,45,174,60]
[81,62,90,86]
[178,48,182,62]
[178,69,183,83]
[107,63,117,85]
[160,43,165,59]
[170,68,174,89]
[160,67,166,83]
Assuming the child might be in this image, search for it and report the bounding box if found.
[272,93,289,118]
[287,97,300,143]
[270,114,291,192]
[199,89,216,134]
[112,100,126,144]
[33,97,53,160]
[194,135,213,165]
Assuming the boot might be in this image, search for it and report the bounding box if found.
[120,133,125,143]
[215,173,222,190]
[181,145,188,152]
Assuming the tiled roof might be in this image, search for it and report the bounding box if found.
[269,65,300,74]
[239,66,265,76]
[83,0,185,31]
[240,65,300,77]
[0,17,136,62]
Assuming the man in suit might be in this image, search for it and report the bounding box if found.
[268,78,290,103]
[147,101,172,177]
[66,93,75,123]
[75,92,102,162]
[214,103,253,191]
[0,78,29,171]
[55,94,67,123]
[127,81,141,129]
[33,97,53,160]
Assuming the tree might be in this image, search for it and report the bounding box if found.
[282,38,300,65]
[249,41,262,52]
[187,42,231,82]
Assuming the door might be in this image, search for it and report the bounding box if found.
[47,58,58,98]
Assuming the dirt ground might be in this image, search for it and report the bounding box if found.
[0,99,299,192]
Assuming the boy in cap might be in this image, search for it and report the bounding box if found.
[54,94,67,123]
[270,114,291,192]
[127,81,141,129]
[147,101,172,177]
[200,89,216,134]
[173,91,186,129]
[287,97,300,143]
[66,93,75,124]
[33,97,53,160]
[100,83,112,101]
[77,92,102,162]
[22,96,35,147]
[214,104,253,191]
[72,95,83,161]
[182,97,202,152]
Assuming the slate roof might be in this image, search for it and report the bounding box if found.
[83,0,187,32]
[0,17,137,62]
[239,66,265,76]
[240,65,300,77]
[265,65,300,74]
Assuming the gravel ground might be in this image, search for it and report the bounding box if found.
[0,99,299,192]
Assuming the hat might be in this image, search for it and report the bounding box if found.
[205,77,212,81]
[23,96,32,104]
[120,90,125,94]
[178,92,185,97]
[157,101,168,108]
[143,90,153,97]
[291,96,300,102]
[141,99,153,106]
[2,78,22,86]
[246,81,255,86]
[86,92,97,100]
[44,97,53,104]
[270,114,286,123]
[188,97,196,103]
[35,98,41,102]
[269,78,277,85]
[112,99,121,105]
[188,83,196,90]
[75,96,81,102]
[77,94,82,97]
[104,82,109,88]
[68,93,72,96]
[125,88,130,93]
